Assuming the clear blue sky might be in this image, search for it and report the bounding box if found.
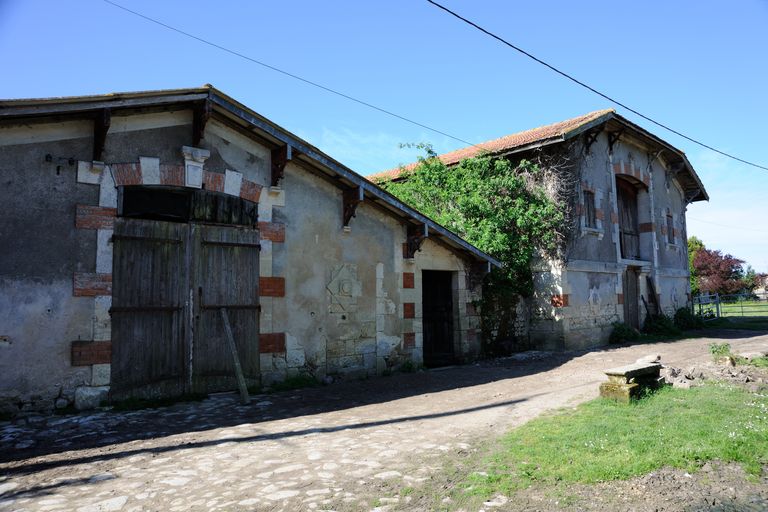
[2,0,767,272]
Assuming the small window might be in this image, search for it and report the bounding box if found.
[666,214,674,244]
[584,190,596,228]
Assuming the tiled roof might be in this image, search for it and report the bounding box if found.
[369,109,615,181]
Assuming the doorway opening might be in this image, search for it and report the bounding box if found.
[422,270,455,368]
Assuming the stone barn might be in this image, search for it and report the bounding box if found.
[371,109,708,350]
[0,86,498,415]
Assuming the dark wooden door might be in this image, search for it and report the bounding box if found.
[111,218,189,399]
[617,179,640,260]
[422,270,455,367]
[191,224,260,393]
[623,268,640,329]
[111,219,259,399]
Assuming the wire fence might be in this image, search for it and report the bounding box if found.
[693,292,768,319]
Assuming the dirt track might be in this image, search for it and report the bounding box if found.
[1,330,767,511]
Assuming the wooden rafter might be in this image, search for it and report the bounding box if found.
[342,186,364,227]
[192,99,212,146]
[271,144,292,187]
[404,223,428,258]
[92,108,111,162]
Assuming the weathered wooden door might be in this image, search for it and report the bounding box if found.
[111,219,189,399]
[422,270,455,367]
[111,218,259,399]
[617,179,640,260]
[191,224,260,393]
[623,268,640,329]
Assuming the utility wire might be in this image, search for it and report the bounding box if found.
[101,0,477,149]
[426,0,768,173]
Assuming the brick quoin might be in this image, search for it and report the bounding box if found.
[75,205,116,230]
[240,179,262,203]
[203,171,225,192]
[595,209,605,221]
[403,332,415,349]
[617,293,624,305]
[639,222,655,233]
[402,272,415,289]
[259,222,285,243]
[73,273,112,297]
[260,333,286,353]
[466,328,477,343]
[259,277,285,297]
[111,163,142,186]
[466,302,477,316]
[551,294,569,308]
[71,341,112,366]
[403,302,415,319]
[160,164,185,187]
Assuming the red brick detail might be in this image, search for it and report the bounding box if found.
[160,164,185,187]
[240,179,262,203]
[403,302,415,319]
[75,205,116,230]
[610,212,619,224]
[466,328,477,343]
[202,170,224,192]
[259,277,285,297]
[111,163,142,186]
[595,209,605,221]
[617,293,624,305]
[551,294,569,308]
[613,163,622,174]
[642,175,650,187]
[74,273,112,297]
[402,242,409,259]
[574,204,582,215]
[403,332,416,349]
[403,272,415,289]
[639,222,655,233]
[260,333,286,353]
[466,302,478,316]
[259,222,285,243]
[71,340,112,366]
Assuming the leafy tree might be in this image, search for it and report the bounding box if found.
[378,150,566,353]
[693,248,746,295]
[687,236,705,296]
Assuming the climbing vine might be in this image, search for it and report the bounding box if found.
[377,147,571,353]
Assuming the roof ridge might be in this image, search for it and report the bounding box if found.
[368,108,615,182]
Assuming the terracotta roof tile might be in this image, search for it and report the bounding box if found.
[369,109,615,182]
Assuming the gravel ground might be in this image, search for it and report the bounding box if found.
[1,330,767,511]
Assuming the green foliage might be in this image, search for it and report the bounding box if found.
[687,236,705,296]
[110,393,207,412]
[709,342,733,360]
[268,373,319,393]
[746,356,768,368]
[462,384,768,496]
[673,307,705,330]
[642,314,682,336]
[609,322,640,344]
[380,152,566,350]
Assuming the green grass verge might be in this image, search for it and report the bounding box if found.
[464,384,768,497]
[706,317,768,330]
[719,300,768,318]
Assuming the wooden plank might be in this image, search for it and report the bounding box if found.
[220,308,250,405]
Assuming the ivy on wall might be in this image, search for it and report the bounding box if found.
[377,147,568,353]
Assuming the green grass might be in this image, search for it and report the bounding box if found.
[719,299,768,318]
[705,317,768,330]
[463,384,768,497]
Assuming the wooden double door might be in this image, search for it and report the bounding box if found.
[110,218,260,399]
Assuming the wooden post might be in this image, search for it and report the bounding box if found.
[220,308,251,405]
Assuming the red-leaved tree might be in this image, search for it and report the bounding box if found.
[693,248,745,295]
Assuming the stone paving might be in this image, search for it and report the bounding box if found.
[1,332,767,511]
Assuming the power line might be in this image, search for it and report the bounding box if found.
[101,0,477,149]
[425,0,768,173]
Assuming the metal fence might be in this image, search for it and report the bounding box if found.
[693,292,768,319]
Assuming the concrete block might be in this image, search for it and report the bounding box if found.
[77,160,101,184]
[139,156,160,185]
[91,364,111,386]
[74,386,109,411]
[224,169,243,196]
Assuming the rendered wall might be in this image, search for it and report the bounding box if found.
[0,111,484,415]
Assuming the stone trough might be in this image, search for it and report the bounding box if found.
[599,362,663,403]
